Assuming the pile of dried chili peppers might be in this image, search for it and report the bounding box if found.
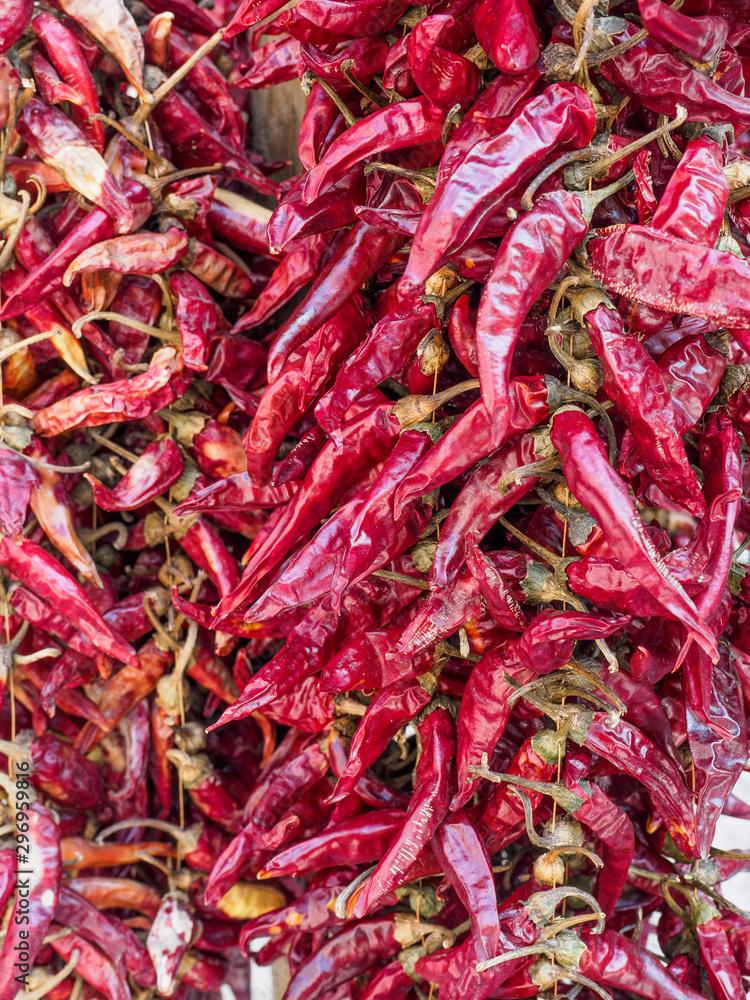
[3,0,750,997]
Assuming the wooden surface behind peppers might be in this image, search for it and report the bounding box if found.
[3,1,750,999]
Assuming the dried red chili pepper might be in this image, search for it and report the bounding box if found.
[549,406,716,658]
[402,84,595,288]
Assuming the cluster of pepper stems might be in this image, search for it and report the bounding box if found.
[3,0,750,998]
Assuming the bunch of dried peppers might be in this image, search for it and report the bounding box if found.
[1,0,750,998]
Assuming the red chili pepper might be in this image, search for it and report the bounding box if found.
[549,406,716,659]
[472,0,539,75]
[685,647,747,856]
[31,347,191,436]
[0,535,137,667]
[433,809,500,961]
[63,228,189,285]
[430,429,550,590]
[639,0,728,63]
[453,609,627,810]
[265,223,405,382]
[18,98,133,231]
[50,929,130,1000]
[622,136,729,336]
[31,49,83,107]
[258,808,406,880]
[244,298,368,483]
[153,89,280,198]
[599,21,750,129]
[32,12,104,149]
[578,926,707,1000]
[85,437,184,511]
[348,702,455,917]
[330,679,432,804]
[588,223,750,331]
[582,297,705,516]
[402,84,595,289]
[476,177,633,441]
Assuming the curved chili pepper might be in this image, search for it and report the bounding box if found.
[330,679,432,804]
[588,223,750,330]
[245,297,368,484]
[18,98,132,231]
[0,0,32,54]
[639,0,728,63]
[64,228,189,285]
[433,809,500,962]
[621,332,726,478]
[31,49,83,107]
[85,437,184,511]
[0,535,137,667]
[50,930,129,1000]
[583,297,705,516]
[348,703,455,917]
[32,12,104,149]
[402,83,595,289]
[31,347,191,437]
[622,135,729,336]
[549,407,716,658]
[578,926,707,1000]
[599,22,750,129]
[265,222,405,382]
[406,14,479,109]
[258,808,406,879]
[685,647,747,857]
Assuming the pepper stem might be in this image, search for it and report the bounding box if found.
[0,190,31,272]
[531,962,614,1000]
[468,761,585,813]
[562,659,625,713]
[537,911,606,939]
[569,105,687,187]
[497,514,562,569]
[394,379,480,428]
[133,28,226,125]
[95,816,199,849]
[21,951,81,1000]
[335,864,377,919]
[544,844,603,868]
[575,167,636,223]
[72,311,180,345]
[497,455,562,494]
[476,943,554,973]
[526,886,604,928]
